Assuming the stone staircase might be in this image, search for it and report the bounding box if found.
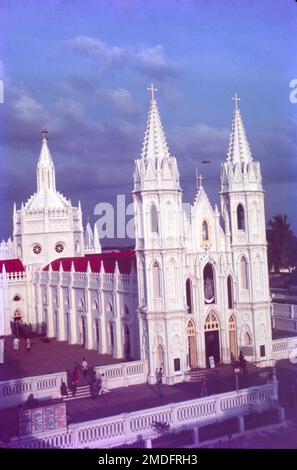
[63,384,91,401]
[63,383,111,401]
[186,362,260,382]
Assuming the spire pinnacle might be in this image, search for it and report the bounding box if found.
[140,86,170,163]
[227,95,253,164]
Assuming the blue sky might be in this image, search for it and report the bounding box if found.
[0,0,296,243]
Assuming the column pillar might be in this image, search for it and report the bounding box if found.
[57,285,65,341]
[86,288,94,350]
[69,286,78,344]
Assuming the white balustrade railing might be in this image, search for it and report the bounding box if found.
[94,360,148,389]
[272,336,297,360]
[9,382,275,449]
[0,371,67,409]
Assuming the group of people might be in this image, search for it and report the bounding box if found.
[61,358,109,399]
[13,336,31,352]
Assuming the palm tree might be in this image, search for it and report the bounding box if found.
[267,214,297,272]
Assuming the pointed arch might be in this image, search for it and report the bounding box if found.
[229,314,237,361]
[202,220,209,241]
[92,299,99,311]
[237,204,245,230]
[187,319,197,368]
[106,301,113,313]
[186,278,193,313]
[204,311,220,331]
[204,311,221,364]
[12,294,22,302]
[203,263,216,304]
[150,204,159,234]
[152,260,161,298]
[240,256,249,290]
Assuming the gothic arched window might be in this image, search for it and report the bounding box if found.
[202,221,209,241]
[237,204,245,230]
[150,204,159,234]
[203,263,216,304]
[152,261,161,298]
[186,278,193,313]
[240,256,249,290]
[227,275,234,309]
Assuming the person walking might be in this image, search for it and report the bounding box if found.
[156,367,163,397]
[81,358,88,380]
[26,337,31,353]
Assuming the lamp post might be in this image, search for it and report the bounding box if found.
[234,367,240,394]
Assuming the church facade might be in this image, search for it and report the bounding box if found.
[0,89,272,384]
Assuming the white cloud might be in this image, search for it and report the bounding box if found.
[97,88,138,115]
[66,36,128,64]
[66,36,181,79]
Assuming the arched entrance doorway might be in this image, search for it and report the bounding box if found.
[204,312,220,366]
[80,316,86,347]
[187,320,198,368]
[229,314,238,361]
[11,309,22,337]
[123,325,131,360]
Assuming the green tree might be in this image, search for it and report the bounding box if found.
[266,214,297,272]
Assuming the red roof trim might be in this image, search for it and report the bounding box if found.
[0,259,25,273]
[43,251,136,274]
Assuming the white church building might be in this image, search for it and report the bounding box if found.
[0,88,273,384]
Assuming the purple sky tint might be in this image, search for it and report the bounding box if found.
[0,0,296,245]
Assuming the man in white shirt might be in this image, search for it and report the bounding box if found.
[13,337,19,351]
[81,358,88,380]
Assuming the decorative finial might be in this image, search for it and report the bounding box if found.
[147,83,158,100]
[196,167,204,189]
[232,93,241,111]
[41,127,48,140]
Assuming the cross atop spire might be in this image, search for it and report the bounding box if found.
[147,83,158,101]
[232,93,241,111]
[196,168,204,189]
[41,127,48,140]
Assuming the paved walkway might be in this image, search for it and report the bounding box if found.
[0,336,125,381]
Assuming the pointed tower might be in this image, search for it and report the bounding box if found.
[133,85,187,384]
[37,128,56,192]
[13,128,84,266]
[220,94,272,366]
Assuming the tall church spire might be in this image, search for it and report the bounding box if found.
[227,94,253,164]
[37,128,56,192]
[140,84,171,165]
